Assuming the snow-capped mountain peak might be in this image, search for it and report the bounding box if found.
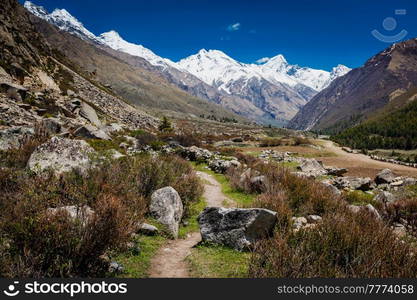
[24,1,97,42]
[24,0,351,93]
[23,1,48,18]
[97,31,178,69]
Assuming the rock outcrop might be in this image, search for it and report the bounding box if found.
[27,137,95,174]
[198,207,277,251]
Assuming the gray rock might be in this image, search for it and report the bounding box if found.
[198,207,277,251]
[108,262,124,274]
[333,176,372,191]
[292,216,308,230]
[27,137,95,174]
[46,205,94,226]
[365,204,381,220]
[324,166,348,177]
[374,191,395,204]
[322,181,342,196]
[79,101,102,127]
[40,118,62,135]
[347,204,381,220]
[138,223,159,236]
[375,169,396,184]
[297,159,327,177]
[404,177,417,186]
[0,82,28,101]
[104,123,124,134]
[307,215,322,224]
[208,159,240,174]
[347,205,361,214]
[150,187,183,239]
[0,126,34,150]
[74,125,111,140]
[181,146,213,161]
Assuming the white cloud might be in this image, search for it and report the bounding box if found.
[255,57,270,64]
[227,22,241,32]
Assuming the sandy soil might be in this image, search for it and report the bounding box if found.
[319,140,417,178]
[148,171,233,278]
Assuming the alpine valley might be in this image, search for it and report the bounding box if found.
[24,1,350,126]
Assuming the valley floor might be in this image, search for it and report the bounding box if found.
[318,140,417,178]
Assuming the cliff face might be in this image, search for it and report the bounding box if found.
[288,38,417,132]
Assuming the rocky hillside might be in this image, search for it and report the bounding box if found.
[0,0,159,139]
[288,38,417,132]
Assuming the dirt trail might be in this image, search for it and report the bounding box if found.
[148,171,233,278]
[319,140,417,178]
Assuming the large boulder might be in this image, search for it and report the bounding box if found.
[79,101,102,127]
[0,126,34,150]
[208,158,240,174]
[297,159,327,177]
[181,146,213,161]
[46,205,94,226]
[375,169,396,184]
[27,137,95,174]
[149,187,183,239]
[74,125,111,140]
[374,191,395,205]
[198,207,277,251]
[333,176,372,191]
[324,166,348,177]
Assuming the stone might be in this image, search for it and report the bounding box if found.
[79,101,102,127]
[297,159,327,177]
[46,205,94,226]
[307,215,322,224]
[73,125,111,140]
[333,176,372,191]
[375,169,396,184]
[104,123,124,134]
[0,126,34,150]
[198,207,277,251]
[322,181,342,196]
[404,177,417,186]
[40,118,61,135]
[0,82,28,101]
[374,191,395,204]
[108,262,124,274]
[347,205,361,214]
[324,166,348,176]
[137,223,159,236]
[292,216,308,230]
[208,159,240,174]
[390,180,404,187]
[181,146,213,161]
[27,137,95,174]
[347,204,381,220]
[149,187,183,239]
[365,204,381,220]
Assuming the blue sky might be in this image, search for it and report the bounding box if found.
[22,0,417,70]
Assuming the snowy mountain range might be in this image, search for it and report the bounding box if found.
[24,1,351,125]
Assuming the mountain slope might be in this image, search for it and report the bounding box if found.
[24,1,350,125]
[332,87,417,150]
[0,0,157,131]
[288,38,417,132]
